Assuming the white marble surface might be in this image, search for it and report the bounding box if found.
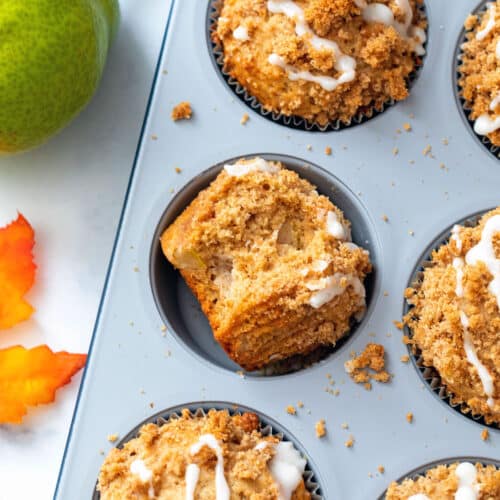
[0,1,169,498]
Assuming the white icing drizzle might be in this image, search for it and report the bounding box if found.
[490,92,500,111]
[476,3,496,41]
[451,218,499,409]
[185,463,200,500]
[311,259,330,272]
[268,442,307,500]
[187,434,230,500]
[224,157,279,177]
[266,1,356,91]
[354,0,426,55]
[455,462,480,500]
[451,224,463,252]
[233,25,249,41]
[130,459,155,498]
[306,273,365,309]
[255,441,269,451]
[408,495,430,500]
[474,114,500,135]
[466,214,500,310]
[326,211,350,241]
[453,257,465,297]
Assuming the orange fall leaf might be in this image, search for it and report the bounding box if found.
[0,213,36,329]
[0,345,87,424]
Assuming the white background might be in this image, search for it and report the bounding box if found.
[0,1,169,498]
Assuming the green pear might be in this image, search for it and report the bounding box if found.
[0,0,119,153]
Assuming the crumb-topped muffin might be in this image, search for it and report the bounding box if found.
[404,208,500,424]
[386,462,500,499]
[98,409,311,499]
[161,157,372,371]
[460,1,500,147]
[214,0,427,126]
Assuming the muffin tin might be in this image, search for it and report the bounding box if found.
[55,1,499,499]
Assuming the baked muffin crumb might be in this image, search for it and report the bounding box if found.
[171,101,192,121]
[344,343,391,387]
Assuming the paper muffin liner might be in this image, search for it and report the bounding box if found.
[207,0,428,132]
[93,402,323,499]
[454,0,500,160]
[403,209,499,430]
[377,457,500,499]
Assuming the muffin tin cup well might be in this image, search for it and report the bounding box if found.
[92,401,323,499]
[377,457,500,499]
[454,0,500,160]
[403,208,499,431]
[207,0,428,132]
[150,153,381,377]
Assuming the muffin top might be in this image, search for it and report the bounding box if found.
[404,208,500,424]
[214,0,426,125]
[98,409,311,499]
[386,462,500,499]
[460,0,500,147]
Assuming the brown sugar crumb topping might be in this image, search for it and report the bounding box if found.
[171,101,192,121]
[315,419,327,438]
[344,343,391,388]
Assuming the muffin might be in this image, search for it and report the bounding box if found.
[386,462,500,499]
[161,157,372,371]
[459,1,500,147]
[97,409,311,499]
[213,0,427,126]
[404,208,500,425]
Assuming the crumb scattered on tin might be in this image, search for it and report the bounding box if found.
[171,101,192,121]
[160,325,167,332]
[107,434,119,443]
[306,144,312,151]
[341,423,349,430]
[392,147,399,156]
[393,320,404,330]
[408,230,415,236]
[151,134,158,140]
[240,113,249,125]
[286,405,296,415]
[422,145,432,156]
[325,146,332,156]
[406,412,413,423]
[378,465,385,474]
[174,166,182,174]
[315,419,327,438]
[345,435,354,448]
[442,137,449,145]
[298,401,304,408]
[481,429,490,441]
[344,343,391,388]
[400,355,410,363]
[133,266,139,272]
[382,214,389,222]
[403,123,412,132]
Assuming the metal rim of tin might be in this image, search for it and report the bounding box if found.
[377,456,500,499]
[403,208,499,431]
[206,0,428,132]
[92,401,324,499]
[149,153,381,377]
[453,0,500,160]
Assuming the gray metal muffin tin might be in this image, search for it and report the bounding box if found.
[55,1,499,498]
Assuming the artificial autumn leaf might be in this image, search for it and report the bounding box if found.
[0,213,36,329]
[0,345,86,424]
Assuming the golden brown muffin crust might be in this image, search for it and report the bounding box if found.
[459,0,500,147]
[404,208,500,424]
[386,462,500,499]
[98,409,311,499]
[214,0,426,125]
